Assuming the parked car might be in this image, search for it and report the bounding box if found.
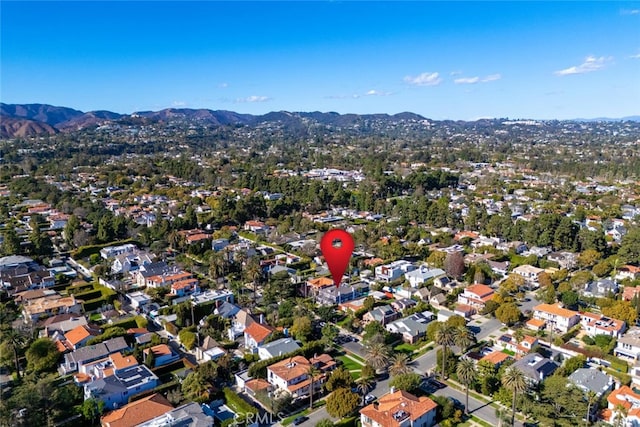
[448,397,465,410]
[364,394,376,404]
[293,416,308,425]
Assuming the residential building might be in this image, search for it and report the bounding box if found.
[63,324,100,350]
[360,390,438,427]
[618,265,640,282]
[146,270,193,289]
[84,362,160,410]
[547,251,578,270]
[137,402,214,427]
[623,286,640,302]
[580,312,626,338]
[100,244,137,260]
[170,277,200,297]
[190,289,234,306]
[457,284,495,313]
[363,306,401,326]
[244,321,275,352]
[258,338,301,361]
[512,265,545,287]
[404,266,445,288]
[375,260,416,283]
[568,368,613,398]
[127,291,152,310]
[59,337,128,375]
[266,354,336,399]
[479,351,512,368]
[511,353,559,384]
[497,334,539,356]
[212,238,230,252]
[305,276,334,298]
[22,294,82,323]
[581,278,618,298]
[532,303,580,333]
[603,385,640,426]
[385,311,434,344]
[100,393,173,427]
[615,327,640,360]
[316,282,369,305]
[143,344,181,367]
[487,260,510,277]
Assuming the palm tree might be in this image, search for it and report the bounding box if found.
[456,357,477,414]
[585,390,598,427]
[0,327,26,380]
[356,375,375,403]
[307,365,321,410]
[612,403,628,427]
[435,324,456,379]
[365,340,392,372]
[454,326,474,354]
[389,353,411,376]
[501,366,527,427]
[246,257,262,305]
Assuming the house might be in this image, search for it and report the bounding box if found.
[532,303,580,333]
[404,266,445,288]
[512,265,545,287]
[143,344,180,367]
[479,351,512,368]
[391,298,417,312]
[511,353,559,384]
[22,294,82,323]
[527,246,552,257]
[228,309,254,340]
[127,291,152,310]
[547,252,578,270]
[316,282,369,305]
[195,336,226,362]
[41,314,88,336]
[137,402,214,427]
[59,337,129,375]
[267,354,336,399]
[454,304,475,319]
[244,321,275,352]
[375,260,416,283]
[457,284,495,313]
[191,289,234,306]
[360,390,438,427]
[244,220,270,234]
[580,312,626,338]
[146,271,193,289]
[618,265,640,282]
[258,338,301,361]
[100,393,174,427]
[111,251,154,275]
[429,293,447,307]
[134,261,174,288]
[363,306,401,326]
[170,278,200,297]
[84,362,160,410]
[568,368,613,398]
[213,301,240,319]
[433,276,457,291]
[497,334,539,356]
[615,327,640,360]
[603,385,640,426]
[487,260,510,277]
[581,279,618,298]
[305,276,335,298]
[385,311,434,343]
[100,244,137,260]
[64,324,100,350]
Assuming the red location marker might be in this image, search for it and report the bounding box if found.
[320,229,355,288]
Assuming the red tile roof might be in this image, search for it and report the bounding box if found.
[100,393,173,427]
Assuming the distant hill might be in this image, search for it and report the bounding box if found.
[572,116,640,122]
[0,102,637,139]
[0,116,58,139]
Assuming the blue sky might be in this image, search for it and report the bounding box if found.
[2,1,639,120]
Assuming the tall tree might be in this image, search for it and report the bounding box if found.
[365,340,392,371]
[502,366,528,427]
[389,353,411,376]
[307,365,320,410]
[454,326,474,354]
[457,357,477,414]
[435,324,456,379]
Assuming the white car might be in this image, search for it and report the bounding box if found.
[364,394,376,404]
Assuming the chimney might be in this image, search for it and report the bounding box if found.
[260,314,265,324]
[390,386,396,394]
[373,402,379,410]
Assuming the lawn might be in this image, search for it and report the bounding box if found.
[338,355,364,371]
[394,341,428,354]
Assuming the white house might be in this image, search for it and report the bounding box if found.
[532,303,580,333]
[375,260,416,283]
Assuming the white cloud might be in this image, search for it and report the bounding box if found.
[449,70,463,76]
[621,9,640,15]
[235,95,271,103]
[364,89,392,96]
[629,53,640,59]
[554,55,612,76]
[404,72,442,86]
[172,101,187,107]
[454,74,502,84]
[219,82,229,88]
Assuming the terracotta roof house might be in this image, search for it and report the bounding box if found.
[457,283,495,313]
[100,393,173,427]
[267,354,335,399]
[532,303,580,333]
[360,390,438,427]
[64,324,100,350]
[244,321,275,351]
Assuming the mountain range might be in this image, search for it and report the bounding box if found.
[0,103,638,139]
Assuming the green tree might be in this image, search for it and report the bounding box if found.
[291,316,313,342]
[602,300,638,325]
[0,326,26,379]
[454,326,474,353]
[179,330,197,350]
[389,353,411,376]
[2,227,21,255]
[325,367,353,392]
[389,372,423,393]
[25,338,60,373]
[495,302,521,326]
[361,364,375,379]
[457,357,477,414]
[364,340,392,371]
[79,398,105,425]
[315,420,335,427]
[435,324,456,379]
[502,366,528,427]
[356,375,375,398]
[307,364,321,409]
[181,371,209,403]
[325,388,359,419]
[321,324,339,347]
[145,348,156,368]
[618,228,640,264]
[578,249,602,269]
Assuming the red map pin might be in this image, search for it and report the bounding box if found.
[320,229,355,288]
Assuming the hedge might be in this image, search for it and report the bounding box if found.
[104,317,139,330]
[82,297,110,312]
[223,387,257,416]
[73,289,102,301]
[67,283,95,294]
